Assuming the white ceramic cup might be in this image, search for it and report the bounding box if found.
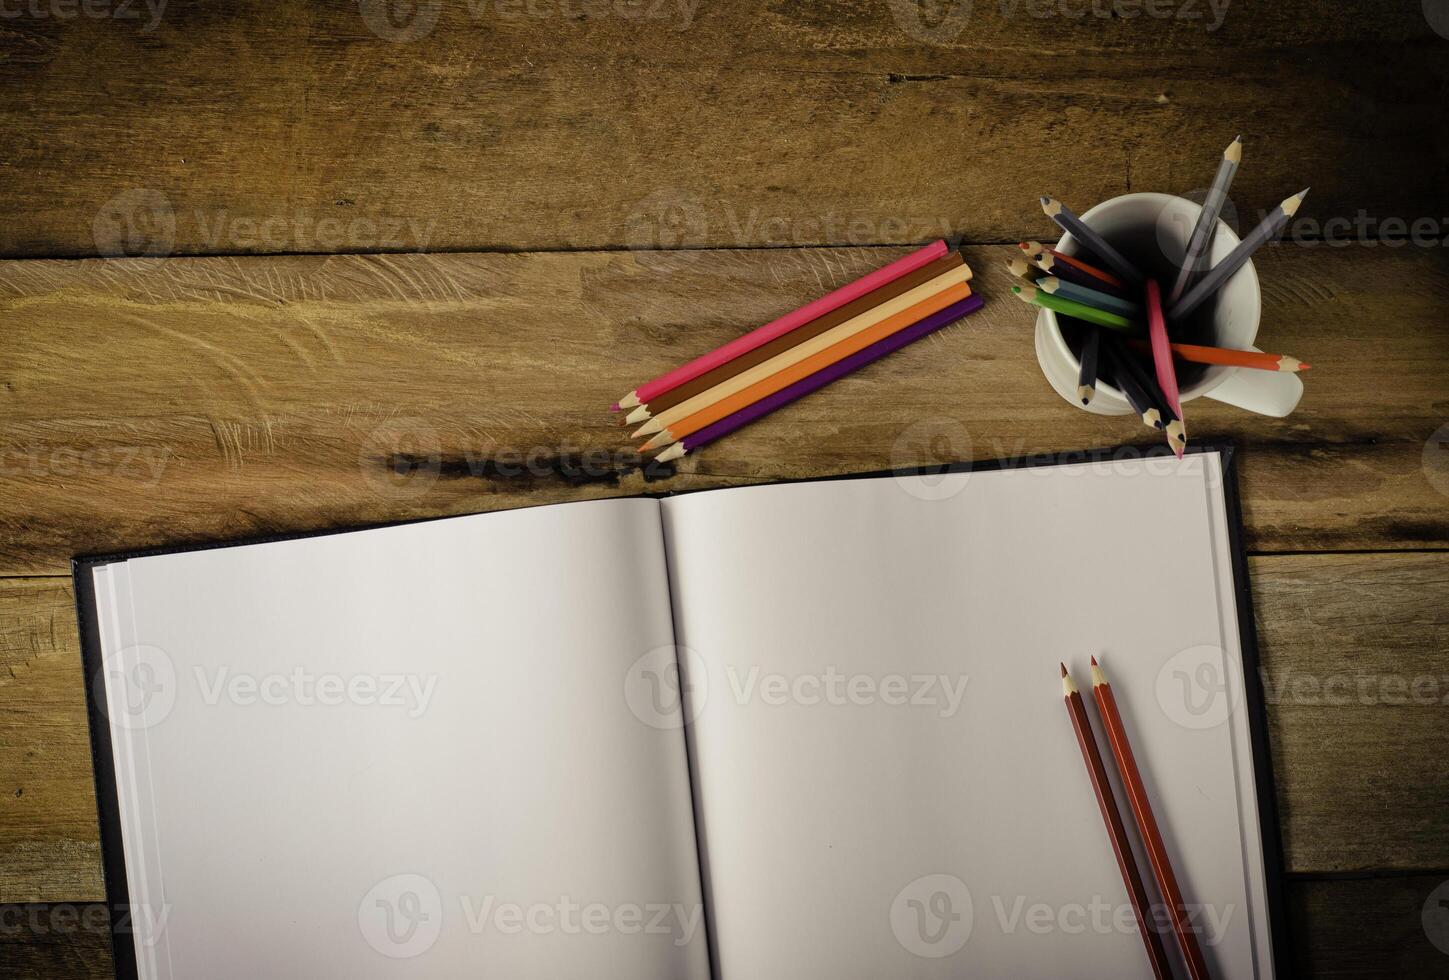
[1034,192,1302,418]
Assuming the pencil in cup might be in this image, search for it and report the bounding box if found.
[1126,339,1308,373]
[1012,284,1138,333]
[615,239,948,410]
[1107,336,1186,448]
[1040,197,1146,285]
[640,279,973,447]
[1167,136,1242,306]
[1144,280,1185,454]
[1168,189,1308,322]
[1091,658,1211,980]
[652,295,984,462]
[1062,665,1175,980]
[1099,337,1163,430]
[637,264,972,436]
[1021,241,1131,297]
[1038,276,1142,318]
[631,253,966,422]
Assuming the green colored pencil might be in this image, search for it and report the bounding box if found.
[1012,284,1139,332]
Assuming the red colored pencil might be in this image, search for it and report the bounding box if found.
[1091,657,1211,980]
[1061,665,1174,980]
[1020,240,1127,290]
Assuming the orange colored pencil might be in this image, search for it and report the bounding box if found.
[1062,665,1174,980]
[1127,339,1309,373]
[1091,657,1211,980]
[638,282,972,449]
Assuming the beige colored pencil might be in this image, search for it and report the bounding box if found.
[1007,257,1045,282]
[630,264,973,437]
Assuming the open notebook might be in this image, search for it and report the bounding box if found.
[77,446,1284,979]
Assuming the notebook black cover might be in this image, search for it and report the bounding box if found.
[73,441,1289,979]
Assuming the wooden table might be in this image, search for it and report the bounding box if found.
[2,3,1447,976]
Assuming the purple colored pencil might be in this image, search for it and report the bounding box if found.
[654,294,985,461]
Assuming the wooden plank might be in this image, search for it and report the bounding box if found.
[0,579,102,904]
[4,873,1449,979]
[1258,554,1449,873]
[3,554,1446,902]
[2,243,1447,574]
[0,4,1444,256]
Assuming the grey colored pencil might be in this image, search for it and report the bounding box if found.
[1169,188,1309,321]
[1101,342,1161,430]
[1040,196,1145,285]
[1077,322,1101,406]
[1167,136,1243,305]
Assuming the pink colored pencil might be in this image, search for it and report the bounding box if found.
[1145,279,1184,459]
[613,240,948,410]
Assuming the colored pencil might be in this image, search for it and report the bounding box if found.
[1169,189,1309,322]
[1007,257,1045,282]
[1021,241,1129,293]
[1127,339,1309,373]
[1168,136,1243,305]
[1091,658,1210,980]
[1101,342,1163,430]
[630,253,967,422]
[1039,276,1142,318]
[1108,337,1184,449]
[1012,284,1138,333]
[1035,254,1131,297]
[654,295,984,462]
[636,267,972,436]
[1144,280,1184,460]
[1062,665,1174,980]
[641,278,973,448]
[1040,197,1145,285]
[1077,323,1101,406]
[614,239,948,410]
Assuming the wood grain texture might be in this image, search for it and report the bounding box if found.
[4,874,1449,978]
[0,2,1444,256]
[2,243,1447,574]
[3,554,1445,904]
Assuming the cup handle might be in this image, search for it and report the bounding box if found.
[1201,348,1304,417]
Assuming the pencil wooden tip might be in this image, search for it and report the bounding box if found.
[633,418,664,438]
[641,431,672,451]
[1225,137,1243,163]
[655,442,686,463]
[1019,240,1045,255]
[1091,660,1107,687]
[1012,284,1036,302]
[1060,662,1068,676]
[619,392,641,410]
[1090,655,1098,666]
[1144,408,1163,430]
[1282,189,1309,216]
[625,405,651,425]
[1039,276,1060,292]
[1077,385,1095,406]
[1040,196,1061,216]
[1061,669,1078,697]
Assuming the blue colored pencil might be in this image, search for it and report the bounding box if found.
[1038,276,1143,318]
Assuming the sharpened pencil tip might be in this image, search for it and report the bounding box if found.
[1090,655,1098,666]
[1060,662,1068,677]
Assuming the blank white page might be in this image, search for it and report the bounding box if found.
[92,498,708,980]
[661,452,1270,979]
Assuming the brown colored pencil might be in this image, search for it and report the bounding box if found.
[1126,338,1309,373]
[628,252,966,421]
[1062,664,1174,980]
[1091,658,1211,980]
